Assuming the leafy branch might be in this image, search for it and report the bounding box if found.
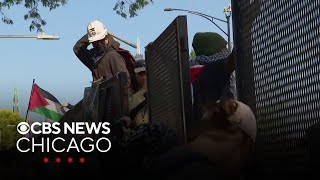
[0,0,154,32]
[113,0,154,18]
[0,0,68,32]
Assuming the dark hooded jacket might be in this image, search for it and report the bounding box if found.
[73,34,130,82]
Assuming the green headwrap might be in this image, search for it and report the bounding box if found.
[192,32,227,56]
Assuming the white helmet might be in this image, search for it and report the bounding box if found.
[87,20,108,43]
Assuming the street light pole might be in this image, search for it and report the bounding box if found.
[164,5,232,50]
[222,13,231,50]
[224,4,232,50]
[164,8,228,36]
[0,33,60,40]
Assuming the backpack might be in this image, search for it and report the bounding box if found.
[116,48,139,92]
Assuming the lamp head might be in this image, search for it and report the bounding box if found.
[37,33,60,40]
[164,8,173,11]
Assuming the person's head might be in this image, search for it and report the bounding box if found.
[87,20,109,49]
[134,60,147,88]
[191,98,256,176]
[192,32,227,56]
[200,99,256,143]
[195,50,236,106]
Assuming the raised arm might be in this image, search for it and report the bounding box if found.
[73,34,94,71]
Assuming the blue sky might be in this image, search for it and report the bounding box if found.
[0,0,232,120]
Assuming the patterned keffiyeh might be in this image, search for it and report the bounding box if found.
[190,48,231,66]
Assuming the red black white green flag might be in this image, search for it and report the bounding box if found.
[28,84,64,121]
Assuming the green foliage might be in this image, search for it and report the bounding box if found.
[1,1,153,32]
[0,0,68,32]
[0,110,23,151]
[190,49,196,60]
[113,0,154,18]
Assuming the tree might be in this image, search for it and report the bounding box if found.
[113,0,154,18]
[0,0,67,32]
[190,49,197,60]
[1,0,153,32]
[0,109,23,150]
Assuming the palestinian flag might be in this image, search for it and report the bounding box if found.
[29,84,64,121]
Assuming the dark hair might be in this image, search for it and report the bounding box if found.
[195,59,231,104]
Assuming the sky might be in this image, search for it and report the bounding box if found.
[0,0,233,121]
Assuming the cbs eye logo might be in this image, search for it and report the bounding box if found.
[17,122,30,135]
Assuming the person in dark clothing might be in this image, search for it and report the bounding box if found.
[73,20,130,83]
[191,32,237,102]
[189,32,237,128]
[195,53,235,105]
[191,48,236,125]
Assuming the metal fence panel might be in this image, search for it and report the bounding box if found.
[98,72,129,124]
[145,16,192,144]
[232,0,320,178]
[59,72,129,140]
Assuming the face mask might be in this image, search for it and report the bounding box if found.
[92,40,107,65]
[93,41,107,54]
